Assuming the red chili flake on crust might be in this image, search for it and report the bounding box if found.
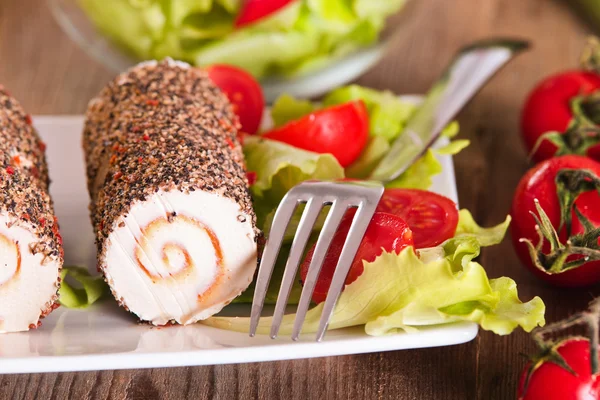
[31,166,39,178]
[113,171,123,180]
[225,137,235,149]
[99,220,104,231]
[143,134,150,141]
[52,216,64,255]
[112,143,120,152]
[131,126,142,133]
[110,154,117,165]
[39,217,46,227]
[237,132,246,145]
[39,141,47,152]
[25,114,32,125]
[6,166,14,175]
[12,155,20,166]
[21,213,30,221]
[138,157,143,163]
[118,146,127,153]
[246,171,257,186]
[146,99,159,106]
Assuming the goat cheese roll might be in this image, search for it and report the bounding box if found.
[83,60,258,326]
[0,87,63,333]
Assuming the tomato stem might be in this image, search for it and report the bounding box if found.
[521,198,600,274]
[581,36,600,75]
[532,94,600,159]
[555,168,600,236]
[528,298,600,378]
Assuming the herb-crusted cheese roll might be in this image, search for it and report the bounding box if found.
[0,87,63,333]
[84,59,258,326]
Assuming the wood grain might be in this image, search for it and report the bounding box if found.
[0,0,598,398]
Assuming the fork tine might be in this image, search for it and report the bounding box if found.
[315,201,379,341]
[291,200,348,341]
[249,197,299,337]
[270,197,324,338]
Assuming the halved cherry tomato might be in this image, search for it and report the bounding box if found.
[262,101,369,167]
[376,189,459,249]
[300,212,413,304]
[205,64,265,134]
[235,0,295,28]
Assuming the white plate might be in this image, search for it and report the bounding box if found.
[0,114,476,374]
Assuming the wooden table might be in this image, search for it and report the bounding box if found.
[0,0,597,398]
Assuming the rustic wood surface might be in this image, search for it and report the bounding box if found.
[0,0,597,398]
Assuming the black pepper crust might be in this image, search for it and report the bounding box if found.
[0,86,63,320]
[83,59,258,267]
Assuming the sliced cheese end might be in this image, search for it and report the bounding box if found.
[103,189,257,325]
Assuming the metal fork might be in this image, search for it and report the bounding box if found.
[250,38,529,341]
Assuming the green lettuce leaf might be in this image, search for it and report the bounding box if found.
[353,0,407,18]
[243,135,344,228]
[345,136,390,179]
[419,209,512,270]
[204,248,545,336]
[59,266,109,309]
[194,30,320,78]
[270,94,315,127]
[385,150,442,190]
[436,139,470,155]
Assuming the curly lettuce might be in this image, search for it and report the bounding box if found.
[59,266,108,309]
[205,211,545,336]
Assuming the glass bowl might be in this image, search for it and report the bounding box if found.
[48,0,412,101]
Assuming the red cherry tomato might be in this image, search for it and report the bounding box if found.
[518,338,600,400]
[262,101,369,167]
[510,155,600,287]
[300,212,413,304]
[521,71,600,162]
[235,0,295,28]
[376,189,459,249]
[205,64,265,134]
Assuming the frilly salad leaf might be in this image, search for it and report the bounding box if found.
[205,210,545,336]
[80,0,406,79]
[384,123,469,190]
[345,136,390,179]
[59,266,109,309]
[204,248,545,336]
[243,135,344,228]
[271,94,315,127]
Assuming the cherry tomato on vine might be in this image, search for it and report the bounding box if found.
[510,155,600,287]
[518,338,600,400]
[521,71,600,162]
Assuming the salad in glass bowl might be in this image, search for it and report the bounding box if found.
[48,0,409,101]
